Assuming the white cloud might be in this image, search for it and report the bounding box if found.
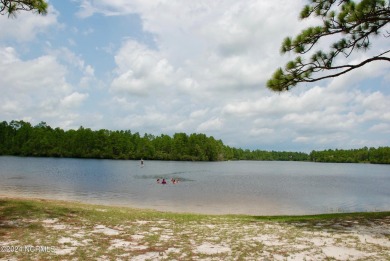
[46,47,96,89]
[0,5,59,41]
[0,47,20,64]
[190,109,209,118]
[60,92,89,108]
[369,123,390,133]
[76,0,138,18]
[0,53,68,92]
[1,100,21,115]
[197,118,223,132]
[48,47,87,72]
[85,65,94,76]
[328,56,390,91]
[0,45,91,128]
[250,128,274,136]
[110,40,176,96]
[81,0,306,95]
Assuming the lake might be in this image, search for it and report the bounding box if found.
[0,156,389,215]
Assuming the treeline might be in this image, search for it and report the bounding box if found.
[310,147,390,164]
[0,120,389,163]
[0,120,308,161]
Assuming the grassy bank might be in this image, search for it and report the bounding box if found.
[1,198,389,260]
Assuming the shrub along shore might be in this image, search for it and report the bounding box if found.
[0,197,389,260]
[1,120,390,163]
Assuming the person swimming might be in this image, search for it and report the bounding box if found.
[162,178,167,184]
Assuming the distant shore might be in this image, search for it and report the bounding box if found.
[1,197,389,260]
[1,120,389,163]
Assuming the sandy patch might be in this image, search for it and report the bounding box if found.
[160,234,172,241]
[156,220,170,224]
[96,255,109,261]
[306,237,335,246]
[286,251,323,261]
[109,238,148,251]
[358,234,390,247]
[0,240,19,246]
[72,231,87,238]
[195,242,231,255]
[150,227,161,232]
[131,234,144,240]
[54,246,77,255]
[322,246,368,260]
[251,235,285,246]
[42,219,67,230]
[166,247,181,254]
[42,218,59,224]
[108,239,134,250]
[0,257,18,261]
[135,220,151,225]
[51,224,68,230]
[131,252,162,261]
[205,224,216,229]
[93,225,120,236]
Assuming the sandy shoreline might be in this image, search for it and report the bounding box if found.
[0,191,364,216]
[0,191,281,216]
[1,197,390,260]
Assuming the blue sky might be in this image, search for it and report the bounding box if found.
[1,0,389,152]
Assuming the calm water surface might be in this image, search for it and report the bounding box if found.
[0,156,389,215]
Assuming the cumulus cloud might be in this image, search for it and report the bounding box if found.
[0,47,19,64]
[0,45,91,128]
[197,118,223,132]
[110,40,176,96]
[48,47,92,73]
[369,123,390,133]
[76,0,138,18]
[60,92,89,108]
[0,52,68,92]
[0,5,59,41]
[83,0,306,94]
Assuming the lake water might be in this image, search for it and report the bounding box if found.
[0,156,389,215]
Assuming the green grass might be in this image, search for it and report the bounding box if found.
[1,198,388,224]
[241,211,390,222]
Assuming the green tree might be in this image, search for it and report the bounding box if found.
[2,119,389,163]
[154,134,173,160]
[0,0,48,17]
[173,133,189,160]
[0,121,14,154]
[10,120,33,155]
[24,121,54,156]
[267,0,390,92]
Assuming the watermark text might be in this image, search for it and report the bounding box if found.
[1,245,55,253]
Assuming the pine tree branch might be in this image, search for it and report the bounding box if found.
[0,0,48,16]
[306,55,390,82]
[268,0,390,92]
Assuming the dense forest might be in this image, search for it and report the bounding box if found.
[0,120,389,164]
[310,147,390,164]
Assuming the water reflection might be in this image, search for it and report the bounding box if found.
[0,156,389,215]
